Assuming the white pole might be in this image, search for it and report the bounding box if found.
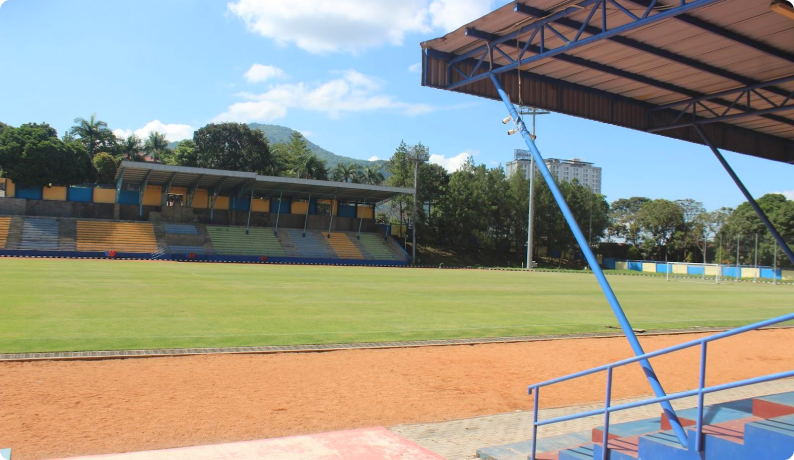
[736,235,740,281]
[754,233,759,283]
[666,261,670,282]
[773,240,778,285]
[526,156,535,269]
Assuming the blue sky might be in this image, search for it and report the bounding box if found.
[0,0,791,211]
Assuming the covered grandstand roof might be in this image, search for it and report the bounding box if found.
[114,162,413,203]
[421,0,794,164]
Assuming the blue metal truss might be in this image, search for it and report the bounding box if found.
[513,2,794,102]
[444,0,724,91]
[649,75,794,132]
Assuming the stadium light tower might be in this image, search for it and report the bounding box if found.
[408,144,430,265]
[517,107,549,269]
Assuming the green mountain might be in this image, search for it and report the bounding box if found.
[169,123,388,171]
[248,123,387,170]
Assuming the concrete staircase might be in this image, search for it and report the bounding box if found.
[478,392,794,460]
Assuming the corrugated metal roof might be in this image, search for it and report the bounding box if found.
[421,0,794,163]
[114,162,412,203]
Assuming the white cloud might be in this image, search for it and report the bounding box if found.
[368,156,380,161]
[773,191,794,200]
[227,0,495,54]
[430,151,474,172]
[214,69,435,122]
[0,0,9,10]
[113,120,195,143]
[244,64,286,83]
[427,0,493,33]
[299,130,314,138]
[408,63,421,73]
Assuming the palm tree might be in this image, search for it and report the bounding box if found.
[71,114,111,158]
[292,153,328,180]
[143,131,169,163]
[121,134,143,161]
[331,162,361,183]
[361,165,385,185]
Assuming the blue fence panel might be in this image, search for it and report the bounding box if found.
[118,190,139,205]
[67,187,93,203]
[760,268,781,280]
[688,265,705,275]
[602,258,616,269]
[338,204,356,218]
[308,198,318,215]
[656,263,671,273]
[231,196,250,212]
[271,198,291,214]
[15,186,43,200]
[722,266,740,278]
[627,261,643,272]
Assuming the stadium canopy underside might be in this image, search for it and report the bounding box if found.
[421,0,794,164]
[114,161,413,204]
[420,1,794,451]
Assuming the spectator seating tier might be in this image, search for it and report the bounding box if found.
[358,233,400,260]
[0,217,10,249]
[283,229,336,259]
[206,226,285,256]
[164,224,199,235]
[322,232,364,259]
[77,221,159,253]
[20,218,59,250]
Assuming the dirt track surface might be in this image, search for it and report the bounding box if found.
[1,329,793,460]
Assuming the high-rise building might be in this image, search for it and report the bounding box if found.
[505,150,602,194]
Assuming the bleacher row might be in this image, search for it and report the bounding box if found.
[0,216,405,262]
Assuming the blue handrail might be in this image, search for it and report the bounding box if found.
[527,313,794,460]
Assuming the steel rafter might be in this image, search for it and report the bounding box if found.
[649,75,794,132]
[623,0,794,65]
[512,2,794,102]
[453,27,794,130]
[444,0,724,91]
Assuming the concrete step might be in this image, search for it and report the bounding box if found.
[744,414,794,458]
[753,391,794,419]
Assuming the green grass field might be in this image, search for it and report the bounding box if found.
[1,258,792,353]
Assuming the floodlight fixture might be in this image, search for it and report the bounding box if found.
[502,115,513,124]
[507,128,519,135]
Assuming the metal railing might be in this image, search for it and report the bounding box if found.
[527,313,794,460]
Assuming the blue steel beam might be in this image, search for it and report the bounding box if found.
[695,125,794,265]
[447,0,725,90]
[624,0,794,65]
[488,72,689,448]
[651,103,794,132]
[513,2,794,101]
[454,29,794,129]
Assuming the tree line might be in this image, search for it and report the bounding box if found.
[382,142,792,268]
[0,115,385,188]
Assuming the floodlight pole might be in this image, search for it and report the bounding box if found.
[489,73,688,447]
[408,147,429,265]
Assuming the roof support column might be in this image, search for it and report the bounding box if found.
[115,168,124,204]
[186,175,203,208]
[273,189,283,236]
[695,125,794,265]
[245,188,254,235]
[489,73,688,457]
[303,193,311,237]
[327,195,336,237]
[138,170,151,220]
[161,172,177,207]
[209,178,226,223]
[357,199,367,239]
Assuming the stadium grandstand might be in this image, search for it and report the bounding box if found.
[0,162,412,265]
[420,0,794,459]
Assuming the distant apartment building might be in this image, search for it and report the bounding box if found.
[505,150,602,194]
